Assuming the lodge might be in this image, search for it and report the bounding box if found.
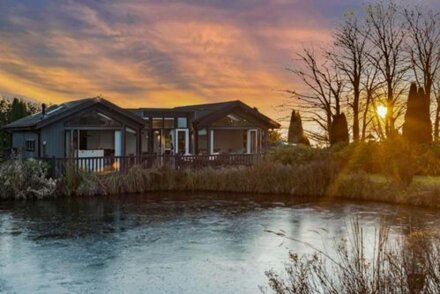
[3,97,280,160]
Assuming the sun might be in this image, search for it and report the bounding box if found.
[377,105,387,119]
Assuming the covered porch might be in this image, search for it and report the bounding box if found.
[62,108,142,171]
[196,128,263,155]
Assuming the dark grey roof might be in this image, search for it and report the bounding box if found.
[3,97,145,130]
[175,100,280,128]
[173,100,241,120]
[3,98,94,129]
[4,98,280,130]
[130,100,280,128]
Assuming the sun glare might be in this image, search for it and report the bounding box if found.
[377,105,387,119]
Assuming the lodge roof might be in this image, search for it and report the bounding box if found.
[2,97,145,130]
[130,100,281,129]
[3,98,280,130]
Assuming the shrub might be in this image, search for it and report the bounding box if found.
[0,159,58,199]
[267,145,329,166]
[378,138,419,186]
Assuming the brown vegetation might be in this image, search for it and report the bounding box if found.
[264,220,440,293]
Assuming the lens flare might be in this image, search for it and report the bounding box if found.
[377,105,387,119]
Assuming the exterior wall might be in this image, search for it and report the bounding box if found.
[40,121,65,157]
[11,131,39,158]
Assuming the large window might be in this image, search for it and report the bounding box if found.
[65,130,116,157]
[177,117,187,128]
[164,118,175,129]
[198,129,208,154]
[212,113,253,127]
[141,130,150,154]
[125,128,137,156]
[25,140,36,152]
[152,118,163,129]
[66,111,122,127]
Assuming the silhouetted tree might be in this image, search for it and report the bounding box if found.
[331,11,370,142]
[329,113,349,145]
[288,49,345,144]
[0,98,40,157]
[287,110,310,145]
[402,83,432,143]
[365,2,408,137]
[405,8,440,104]
[9,98,25,122]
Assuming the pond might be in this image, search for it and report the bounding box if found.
[1,193,440,293]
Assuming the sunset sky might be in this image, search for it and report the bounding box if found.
[0,0,438,127]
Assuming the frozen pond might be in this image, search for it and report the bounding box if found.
[1,193,440,293]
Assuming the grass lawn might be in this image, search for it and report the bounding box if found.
[366,174,440,187]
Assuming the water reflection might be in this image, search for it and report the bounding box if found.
[1,193,440,293]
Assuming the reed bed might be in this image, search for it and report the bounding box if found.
[72,160,341,197]
[66,159,440,208]
[264,220,440,294]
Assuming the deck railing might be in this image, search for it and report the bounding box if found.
[40,153,264,177]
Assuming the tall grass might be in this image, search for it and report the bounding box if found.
[71,160,341,197]
[60,157,440,207]
[264,220,440,294]
[4,140,440,204]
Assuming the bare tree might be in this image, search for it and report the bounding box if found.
[364,2,409,136]
[360,64,384,140]
[405,8,440,99]
[434,79,440,141]
[405,7,440,140]
[287,49,345,144]
[331,11,369,142]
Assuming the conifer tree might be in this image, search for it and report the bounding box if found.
[403,83,432,143]
[329,113,349,146]
[287,110,310,145]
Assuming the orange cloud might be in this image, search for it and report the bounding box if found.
[0,0,342,128]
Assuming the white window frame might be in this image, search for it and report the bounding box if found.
[247,129,259,154]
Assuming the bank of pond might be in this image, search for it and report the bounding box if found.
[1,153,440,209]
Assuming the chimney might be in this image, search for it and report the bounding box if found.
[42,103,46,117]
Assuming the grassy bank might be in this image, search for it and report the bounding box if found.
[69,160,440,208]
[2,141,440,208]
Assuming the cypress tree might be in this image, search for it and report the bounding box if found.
[329,113,349,146]
[418,87,432,143]
[9,98,28,122]
[402,83,432,143]
[287,109,310,145]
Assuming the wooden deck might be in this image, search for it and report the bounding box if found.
[40,154,264,177]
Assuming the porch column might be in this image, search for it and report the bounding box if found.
[137,127,142,156]
[209,129,215,155]
[194,128,198,155]
[246,129,251,154]
[114,130,122,157]
[185,130,190,155]
[207,128,210,155]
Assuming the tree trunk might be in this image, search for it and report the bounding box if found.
[435,96,440,141]
[361,90,372,140]
[386,83,395,136]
